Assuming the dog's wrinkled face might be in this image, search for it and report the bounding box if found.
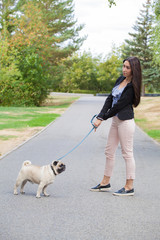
[52,160,66,174]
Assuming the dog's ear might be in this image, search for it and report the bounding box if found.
[53,161,58,166]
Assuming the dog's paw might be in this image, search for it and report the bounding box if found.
[36,195,41,198]
[20,191,25,194]
[14,192,18,195]
[44,193,50,197]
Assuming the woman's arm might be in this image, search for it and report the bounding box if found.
[97,93,113,120]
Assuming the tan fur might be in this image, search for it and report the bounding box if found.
[14,160,65,198]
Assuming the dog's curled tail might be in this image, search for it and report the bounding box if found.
[22,160,32,167]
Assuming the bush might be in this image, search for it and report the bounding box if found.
[0,64,22,106]
[18,49,49,106]
[0,49,48,106]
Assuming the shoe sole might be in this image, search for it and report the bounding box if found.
[90,187,111,192]
[112,192,134,196]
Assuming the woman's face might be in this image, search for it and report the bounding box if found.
[122,60,132,79]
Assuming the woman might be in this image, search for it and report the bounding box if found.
[91,56,142,196]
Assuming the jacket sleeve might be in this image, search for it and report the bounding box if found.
[103,86,134,120]
[97,93,113,120]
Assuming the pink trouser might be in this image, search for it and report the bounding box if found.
[104,116,135,179]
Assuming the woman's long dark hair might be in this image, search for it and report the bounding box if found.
[123,57,142,107]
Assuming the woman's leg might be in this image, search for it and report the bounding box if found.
[118,119,135,190]
[101,117,120,185]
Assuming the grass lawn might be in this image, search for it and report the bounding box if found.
[135,97,160,143]
[0,96,79,143]
[0,110,60,129]
[0,96,78,130]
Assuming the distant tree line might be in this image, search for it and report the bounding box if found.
[53,0,160,95]
[53,49,122,94]
[0,0,160,106]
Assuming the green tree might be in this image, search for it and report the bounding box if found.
[122,0,156,94]
[0,0,85,105]
[152,0,160,65]
[17,0,85,65]
[33,0,85,88]
[0,2,49,106]
[151,0,160,92]
[0,46,48,106]
[61,49,122,94]
[9,2,49,59]
[97,47,122,92]
[0,24,22,105]
[0,0,18,33]
[106,0,116,7]
[62,52,100,92]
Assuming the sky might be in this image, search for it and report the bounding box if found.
[73,0,147,57]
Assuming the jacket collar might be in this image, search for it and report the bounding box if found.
[115,76,132,88]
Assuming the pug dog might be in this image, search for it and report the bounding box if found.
[14,160,66,198]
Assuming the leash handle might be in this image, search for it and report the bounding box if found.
[91,114,98,129]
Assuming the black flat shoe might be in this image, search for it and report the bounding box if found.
[90,183,111,192]
[113,187,134,196]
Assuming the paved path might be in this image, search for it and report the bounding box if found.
[0,96,160,240]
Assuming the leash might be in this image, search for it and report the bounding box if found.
[57,115,97,161]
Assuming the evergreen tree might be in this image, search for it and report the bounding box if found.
[152,0,160,65]
[17,0,85,65]
[150,0,160,92]
[122,0,155,94]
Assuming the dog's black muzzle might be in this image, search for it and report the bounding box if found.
[57,165,66,174]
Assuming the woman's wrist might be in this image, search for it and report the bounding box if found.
[97,117,103,121]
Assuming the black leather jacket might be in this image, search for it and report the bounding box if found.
[97,76,135,121]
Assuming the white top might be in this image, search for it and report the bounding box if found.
[112,84,125,109]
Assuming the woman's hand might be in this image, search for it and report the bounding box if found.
[93,119,102,131]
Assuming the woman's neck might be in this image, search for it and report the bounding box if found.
[125,77,132,83]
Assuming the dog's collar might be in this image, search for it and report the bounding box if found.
[50,165,57,175]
